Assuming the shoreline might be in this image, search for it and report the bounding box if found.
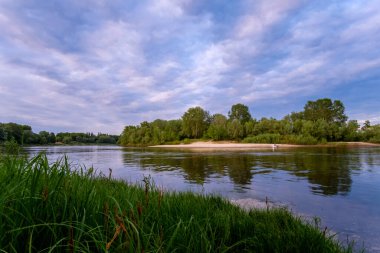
[149,141,380,149]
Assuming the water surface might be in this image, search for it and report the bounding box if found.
[25,145,380,252]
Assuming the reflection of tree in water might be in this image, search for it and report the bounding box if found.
[225,156,253,185]
[301,148,354,195]
[203,155,254,185]
[362,148,380,172]
[123,150,255,185]
[121,147,371,196]
[123,151,214,183]
[180,155,212,183]
[254,148,357,196]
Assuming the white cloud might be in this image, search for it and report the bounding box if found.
[0,0,379,133]
[149,0,188,18]
[235,0,300,38]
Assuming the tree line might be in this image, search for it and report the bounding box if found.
[0,123,119,145]
[119,98,380,146]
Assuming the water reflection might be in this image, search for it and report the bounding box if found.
[253,148,355,196]
[121,147,371,196]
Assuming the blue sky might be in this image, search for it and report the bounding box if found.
[0,0,379,134]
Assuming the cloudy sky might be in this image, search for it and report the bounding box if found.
[1,0,379,134]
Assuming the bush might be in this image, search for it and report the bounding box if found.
[4,139,20,155]
[182,138,192,144]
[243,134,281,144]
[280,135,319,145]
[369,135,380,144]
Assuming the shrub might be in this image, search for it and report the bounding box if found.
[4,139,20,155]
[369,135,380,144]
[243,134,281,144]
[280,135,319,145]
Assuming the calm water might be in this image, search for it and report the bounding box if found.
[25,145,380,252]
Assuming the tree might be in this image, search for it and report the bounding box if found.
[48,132,56,143]
[244,119,257,136]
[165,120,182,141]
[182,107,210,138]
[343,120,360,141]
[97,134,117,144]
[23,130,40,144]
[62,136,73,144]
[312,119,329,140]
[3,123,23,144]
[253,117,279,135]
[0,125,5,142]
[39,131,50,145]
[303,98,347,125]
[362,120,371,131]
[207,114,228,140]
[227,120,244,140]
[228,104,252,124]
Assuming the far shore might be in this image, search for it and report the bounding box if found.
[149,141,380,150]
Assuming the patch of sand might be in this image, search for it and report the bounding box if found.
[149,141,380,150]
[150,141,298,149]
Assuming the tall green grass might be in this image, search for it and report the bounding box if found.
[0,154,357,252]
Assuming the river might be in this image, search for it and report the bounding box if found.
[25,145,380,252]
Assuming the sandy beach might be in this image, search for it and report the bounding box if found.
[149,141,380,150]
[150,142,296,149]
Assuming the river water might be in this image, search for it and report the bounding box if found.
[24,145,380,252]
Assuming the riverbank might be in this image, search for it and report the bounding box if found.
[0,154,353,252]
[150,141,380,149]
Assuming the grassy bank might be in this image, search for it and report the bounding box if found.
[0,154,355,252]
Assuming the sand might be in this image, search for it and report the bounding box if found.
[150,142,298,149]
[149,141,380,150]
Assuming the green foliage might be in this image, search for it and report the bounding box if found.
[2,98,379,147]
[363,124,380,143]
[22,130,41,144]
[207,114,228,140]
[342,120,360,141]
[244,120,257,136]
[56,132,118,144]
[288,135,319,145]
[119,120,182,146]
[227,120,245,140]
[228,103,252,124]
[4,139,20,155]
[362,120,371,131]
[243,134,281,144]
[369,136,380,143]
[252,118,284,135]
[243,134,320,145]
[0,122,30,144]
[1,122,117,145]
[119,98,379,146]
[0,154,353,252]
[303,98,348,125]
[0,126,5,142]
[182,107,210,138]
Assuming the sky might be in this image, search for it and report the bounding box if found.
[0,0,379,134]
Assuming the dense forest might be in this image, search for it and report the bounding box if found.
[0,123,119,145]
[119,98,380,146]
[2,98,379,147]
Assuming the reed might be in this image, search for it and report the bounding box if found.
[0,154,358,252]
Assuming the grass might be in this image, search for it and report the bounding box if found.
[0,153,357,253]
